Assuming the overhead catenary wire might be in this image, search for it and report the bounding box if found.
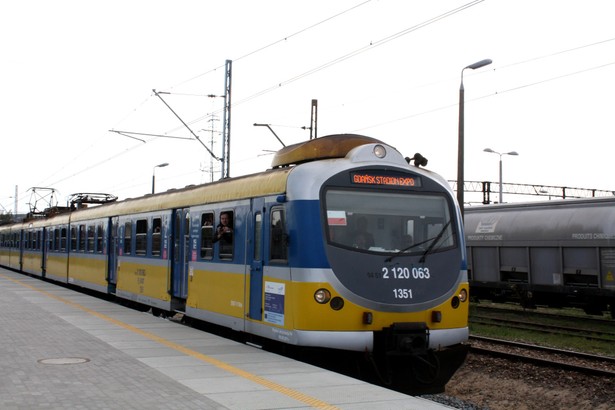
[19,3,377,204]
[351,41,615,132]
[39,0,486,195]
[164,0,374,91]
[186,0,487,124]
[11,2,613,210]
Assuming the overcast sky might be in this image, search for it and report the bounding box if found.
[2,0,614,214]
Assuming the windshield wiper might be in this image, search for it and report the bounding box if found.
[384,220,453,263]
[419,220,452,263]
[384,235,440,263]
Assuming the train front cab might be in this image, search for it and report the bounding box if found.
[258,141,469,391]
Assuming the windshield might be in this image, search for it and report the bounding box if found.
[325,189,454,255]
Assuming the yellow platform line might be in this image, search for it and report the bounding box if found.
[2,273,339,410]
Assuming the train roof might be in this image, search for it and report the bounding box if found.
[2,134,427,226]
[464,197,615,241]
[68,167,292,221]
[271,134,382,168]
[71,134,391,220]
[465,196,615,213]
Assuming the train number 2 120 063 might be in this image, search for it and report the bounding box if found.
[382,266,430,280]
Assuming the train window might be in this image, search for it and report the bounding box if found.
[78,225,86,252]
[270,209,287,261]
[324,189,454,255]
[87,225,95,253]
[52,229,58,251]
[174,213,181,264]
[254,213,262,261]
[60,228,67,251]
[52,229,56,251]
[200,213,214,259]
[70,227,77,251]
[152,217,162,257]
[96,224,104,254]
[215,211,234,260]
[136,219,147,256]
[123,222,132,255]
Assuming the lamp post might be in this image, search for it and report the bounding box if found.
[483,148,518,203]
[152,162,169,194]
[457,58,492,219]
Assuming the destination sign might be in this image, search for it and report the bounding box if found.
[351,172,421,188]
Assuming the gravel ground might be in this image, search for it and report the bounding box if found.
[423,353,615,410]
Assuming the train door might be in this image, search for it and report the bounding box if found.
[107,217,119,292]
[171,208,190,300]
[248,198,265,320]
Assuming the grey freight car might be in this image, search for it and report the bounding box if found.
[464,197,615,317]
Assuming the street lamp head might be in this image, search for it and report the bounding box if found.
[507,151,519,156]
[483,148,496,154]
[156,162,169,168]
[457,57,493,219]
[466,59,493,70]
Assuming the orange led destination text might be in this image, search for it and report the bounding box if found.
[352,174,417,187]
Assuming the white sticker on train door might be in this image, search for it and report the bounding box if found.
[264,281,285,326]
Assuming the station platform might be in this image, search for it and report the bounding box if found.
[0,268,450,409]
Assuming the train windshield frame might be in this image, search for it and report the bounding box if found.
[324,188,455,255]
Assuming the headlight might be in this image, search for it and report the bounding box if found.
[314,288,331,304]
[459,288,468,303]
[373,144,387,158]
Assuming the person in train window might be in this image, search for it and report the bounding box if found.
[202,215,213,226]
[351,217,375,249]
[213,212,233,245]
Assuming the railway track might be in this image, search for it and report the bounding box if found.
[470,315,615,342]
[469,335,615,378]
[472,303,614,323]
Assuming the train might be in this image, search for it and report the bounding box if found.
[464,198,615,317]
[0,134,470,393]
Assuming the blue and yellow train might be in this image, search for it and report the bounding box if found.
[0,134,469,392]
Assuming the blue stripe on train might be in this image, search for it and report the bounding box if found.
[287,200,330,269]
